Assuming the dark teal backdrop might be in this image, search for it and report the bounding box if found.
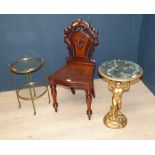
[0,14,142,91]
[138,15,155,94]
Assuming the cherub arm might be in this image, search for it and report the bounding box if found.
[123,82,130,91]
[108,81,114,91]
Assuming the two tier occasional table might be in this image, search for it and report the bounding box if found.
[8,56,51,115]
[99,60,143,129]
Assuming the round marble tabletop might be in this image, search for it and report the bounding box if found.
[98,60,143,82]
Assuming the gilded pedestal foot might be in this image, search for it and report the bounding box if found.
[104,110,127,129]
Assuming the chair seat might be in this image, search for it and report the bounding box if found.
[48,63,94,88]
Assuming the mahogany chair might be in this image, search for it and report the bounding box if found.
[48,19,98,120]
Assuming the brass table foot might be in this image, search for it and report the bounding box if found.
[18,104,21,108]
[104,110,127,129]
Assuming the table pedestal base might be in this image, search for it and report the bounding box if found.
[103,81,130,129]
[99,60,143,129]
[104,109,127,129]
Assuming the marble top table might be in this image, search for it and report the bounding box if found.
[99,60,143,129]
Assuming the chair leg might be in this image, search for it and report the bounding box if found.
[92,86,95,98]
[86,90,92,120]
[51,84,58,112]
[71,87,75,95]
[92,81,95,98]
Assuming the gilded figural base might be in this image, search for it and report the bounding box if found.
[99,60,143,129]
[104,81,130,129]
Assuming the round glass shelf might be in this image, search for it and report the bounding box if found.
[99,60,143,82]
[17,82,48,100]
[9,57,43,74]
[8,56,51,115]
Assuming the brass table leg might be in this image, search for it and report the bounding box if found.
[104,81,130,129]
[9,69,21,108]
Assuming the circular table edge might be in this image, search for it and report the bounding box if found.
[98,61,144,82]
[9,57,44,74]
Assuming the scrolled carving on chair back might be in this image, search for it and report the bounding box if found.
[64,19,98,63]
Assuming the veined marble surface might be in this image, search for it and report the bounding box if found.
[99,60,143,81]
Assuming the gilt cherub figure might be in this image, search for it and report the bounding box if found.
[108,81,130,116]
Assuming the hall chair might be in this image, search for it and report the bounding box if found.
[48,19,98,119]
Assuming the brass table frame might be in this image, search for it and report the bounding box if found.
[99,60,143,129]
[8,56,51,115]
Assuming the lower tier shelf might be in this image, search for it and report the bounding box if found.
[17,82,48,100]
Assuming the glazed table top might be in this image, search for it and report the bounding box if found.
[9,57,43,74]
[98,60,143,82]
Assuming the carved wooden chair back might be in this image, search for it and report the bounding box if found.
[49,19,99,120]
[64,19,98,63]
